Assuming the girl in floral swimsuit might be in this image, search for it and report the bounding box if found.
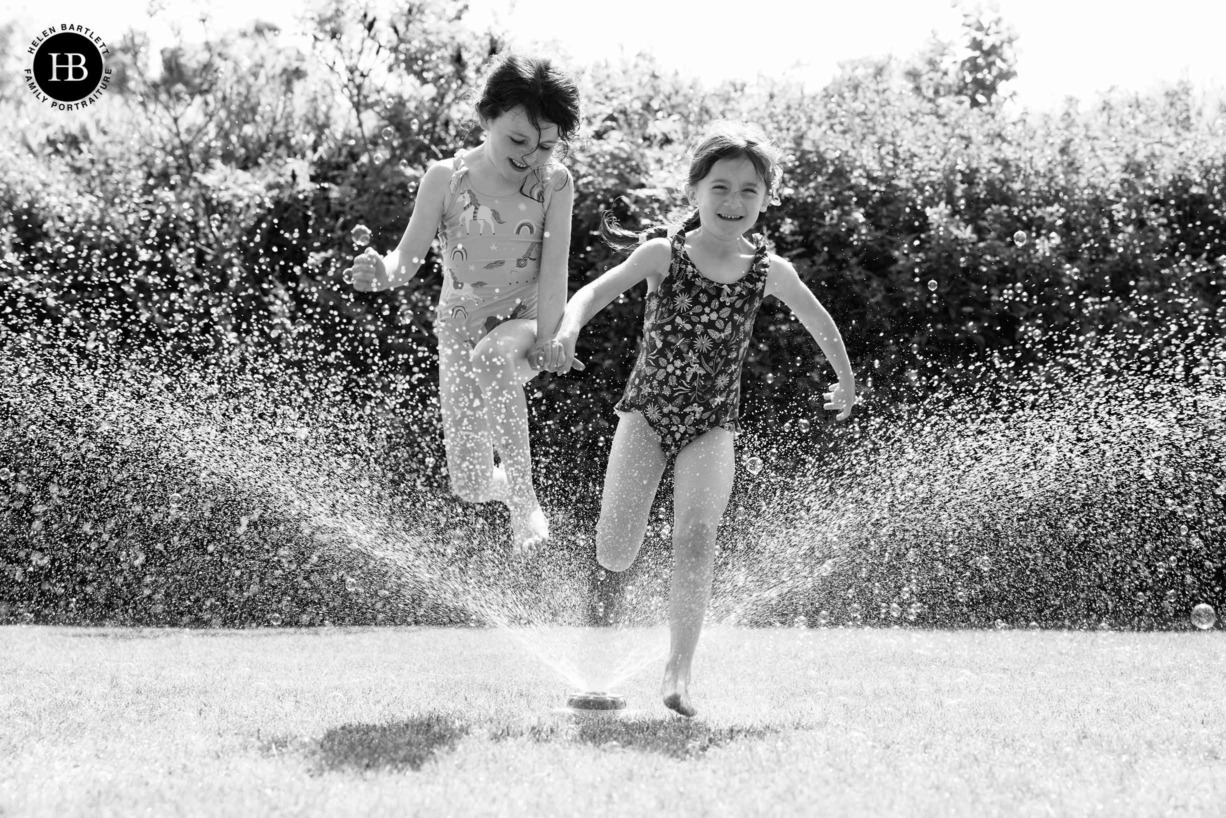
[542,121,857,717]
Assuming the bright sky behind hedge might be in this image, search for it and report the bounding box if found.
[11,0,1226,110]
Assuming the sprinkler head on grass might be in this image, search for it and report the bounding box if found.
[565,691,627,714]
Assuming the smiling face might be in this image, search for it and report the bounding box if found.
[480,105,560,184]
[687,156,770,238]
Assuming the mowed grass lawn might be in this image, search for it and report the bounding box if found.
[2,624,1223,817]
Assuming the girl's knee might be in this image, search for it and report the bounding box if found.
[597,547,635,573]
[470,341,521,383]
[596,527,639,573]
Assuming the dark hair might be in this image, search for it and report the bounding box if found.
[601,120,782,251]
[476,54,581,142]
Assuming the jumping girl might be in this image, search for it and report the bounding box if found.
[347,54,580,552]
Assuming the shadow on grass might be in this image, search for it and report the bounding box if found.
[309,714,469,773]
[503,717,782,760]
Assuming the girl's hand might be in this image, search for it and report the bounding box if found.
[823,380,856,420]
[347,248,391,292]
[529,336,585,374]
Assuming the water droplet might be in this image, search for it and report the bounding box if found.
[1191,603,1217,630]
[744,456,763,476]
[1013,230,1028,247]
[350,224,371,248]
[927,279,937,292]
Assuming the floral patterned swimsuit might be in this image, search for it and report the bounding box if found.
[616,232,770,457]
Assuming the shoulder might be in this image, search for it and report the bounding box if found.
[419,160,455,195]
[766,252,798,278]
[636,236,673,262]
[546,163,573,190]
[764,253,804,295]
[540,163,574,210]
[630,237,674,277]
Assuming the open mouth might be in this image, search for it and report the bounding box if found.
[509,157,529,171]
[716,213,742,222]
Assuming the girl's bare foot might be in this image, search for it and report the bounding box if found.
[661,657,697,717]
[487,464,510,503]
[509,498,548,553]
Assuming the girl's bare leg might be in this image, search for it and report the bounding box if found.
[663,426,735,717]
[470,319,547,551]
[595,411,668,573]
[436,326,504,503]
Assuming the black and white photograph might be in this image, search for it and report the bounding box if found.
[2,0,1224,814]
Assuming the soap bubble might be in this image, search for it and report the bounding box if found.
[798,419,810,432]
[927,280,937,292]
[744,456,763,476]
[380,126,395,141]
[1013,230,1028,247]
[350,224,371,248]
[1191,603,1216,630]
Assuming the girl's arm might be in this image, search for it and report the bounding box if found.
[765,256,856,419]
[543,238,672,374]
[350,160,451,292]
[532,167,575,343]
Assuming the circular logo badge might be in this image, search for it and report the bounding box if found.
[31,32,106,103]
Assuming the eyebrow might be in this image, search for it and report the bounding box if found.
[511,130,558,146]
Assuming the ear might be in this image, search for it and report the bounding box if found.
[685,183,696,205]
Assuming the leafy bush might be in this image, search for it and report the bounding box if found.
[1,2,1223,626]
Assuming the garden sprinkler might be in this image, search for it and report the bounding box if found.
[564,691,627,716]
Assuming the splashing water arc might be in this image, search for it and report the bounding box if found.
[1,220,1224,693]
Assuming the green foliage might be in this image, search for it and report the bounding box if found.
[1,3,1224,627]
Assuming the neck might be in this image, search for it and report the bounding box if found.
[689,226,749,257]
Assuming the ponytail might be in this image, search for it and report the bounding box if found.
[600,208,702,253]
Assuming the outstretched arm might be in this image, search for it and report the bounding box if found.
[765,257,856,419]
[347,160,451,291]
[540,238,672,374]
